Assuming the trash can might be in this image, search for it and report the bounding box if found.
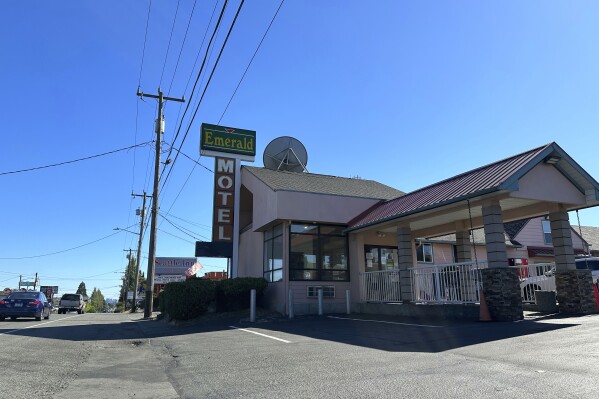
[535,290,558,313]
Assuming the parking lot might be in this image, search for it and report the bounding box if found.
[2,311,599,398]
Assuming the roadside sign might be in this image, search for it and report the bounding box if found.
[154,275,186,284]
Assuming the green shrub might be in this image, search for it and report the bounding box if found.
[159,279,217,321]
[216,277,268,312]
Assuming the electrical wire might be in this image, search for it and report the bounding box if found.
[159,212,208,239]
[160,0,229,183]
[218,0,285,123]
[157,228,194,244]
[160,212,212,230]
[161,1,283,214]
[0,225,137,260]
[0,141,152,176]
[159,0,181,88]
[166,0,198,96]
[160,0,245,192]
[159,213,208,241]
[138,0,153,87]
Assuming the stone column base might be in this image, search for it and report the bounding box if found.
[556,269,597,314]
[481,268,523,321]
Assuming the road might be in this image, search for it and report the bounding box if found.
[1,311,598,398]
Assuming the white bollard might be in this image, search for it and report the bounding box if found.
[318,288,323,316]
[346,289,351,314]
[250,289,256,322]
[288,288,294,319]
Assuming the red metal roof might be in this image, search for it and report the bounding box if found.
[348,143,553,231]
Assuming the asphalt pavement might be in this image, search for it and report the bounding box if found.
[1,310,598,398]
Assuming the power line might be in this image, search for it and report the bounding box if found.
[159,212,209,240]
[160,0,245,192]
[162,0,283,213]
[160,0,230,183]
[219,0,285,123]
[0,226,136,260]
[138,0,153,87]
[159,0,182,88]
[157,228,194,244]
[164,0,220,165]
[168,146,213,173]
[160,212,211,230]
[166,0,198,96]
[159,213,208,241]
[0,141,152,176]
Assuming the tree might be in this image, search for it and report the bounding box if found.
[76,281,87,297]
[119,254,138,303]
[86,287,107,313]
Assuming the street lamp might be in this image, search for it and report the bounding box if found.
[113,227,140,236]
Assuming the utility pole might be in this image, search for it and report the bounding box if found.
[137,87,185,319]
[19,275,22,290]
[33,273,38,290]
[131,191,149,312]
[123,248,132,311]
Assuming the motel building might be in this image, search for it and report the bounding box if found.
[200,131,599,321]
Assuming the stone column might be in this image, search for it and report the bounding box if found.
[455,231,472,263]
[396,226,414,303]
[480,202,523,321]
[549,210,596,314]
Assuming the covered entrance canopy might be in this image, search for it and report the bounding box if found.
[347,142,599,320]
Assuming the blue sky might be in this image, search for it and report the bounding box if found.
[2,1,599,299]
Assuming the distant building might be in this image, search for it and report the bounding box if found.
[203,271,227,280]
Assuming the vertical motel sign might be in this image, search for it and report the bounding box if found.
[200,124,256,276]
[213,158,235,241]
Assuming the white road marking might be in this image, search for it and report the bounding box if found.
[0,314,82,336]
[327,315,443,328]
[229,326,291,343]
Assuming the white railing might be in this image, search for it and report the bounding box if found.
[360,269,402,302]
[360,261,557,305]
[410,261,487,304]
[511,263,556,303]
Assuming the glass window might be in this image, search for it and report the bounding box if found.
[364,246,398,271]
[365,247,380,270]
[290,224,348,281]
[263,224,284,282]
[416,242,433,263]
[542,220,552,245]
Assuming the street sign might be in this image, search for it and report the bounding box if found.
[21,281,35,287]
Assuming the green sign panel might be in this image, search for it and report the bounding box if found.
[200,123,256,160]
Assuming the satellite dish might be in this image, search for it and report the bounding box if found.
[263,136,308,172]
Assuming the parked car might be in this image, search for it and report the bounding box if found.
[575,257,599,284]
[520,259,599,302]
[0,291,52,321]
[58,293,85,314]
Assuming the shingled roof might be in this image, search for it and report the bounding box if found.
[347,142,596,231]
[243,166,404,200]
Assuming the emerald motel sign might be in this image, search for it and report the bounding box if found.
[200,123,256,162]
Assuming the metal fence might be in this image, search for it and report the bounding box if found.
[360,269,402,302]
[360,261,557,305]
[410,261,487,304]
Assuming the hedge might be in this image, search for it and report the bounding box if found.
[159,277,268,321]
